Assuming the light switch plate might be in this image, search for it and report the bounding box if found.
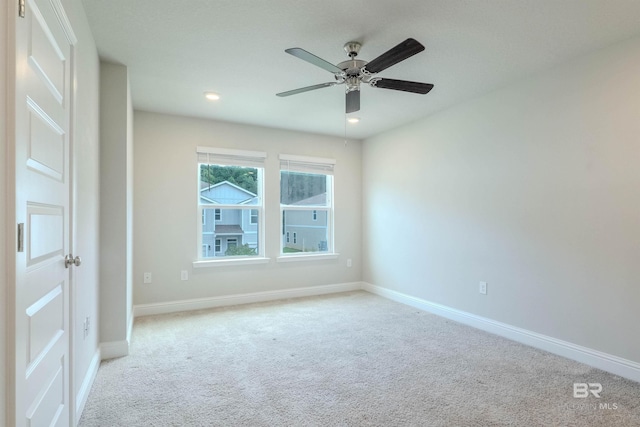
[479,281,487,295]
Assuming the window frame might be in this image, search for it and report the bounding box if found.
[194,147,268,266]
[278,154,336,259]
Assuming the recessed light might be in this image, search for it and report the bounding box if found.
[204,92,220,101]
[347,117,360,124]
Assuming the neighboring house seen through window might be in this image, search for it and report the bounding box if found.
[197,147,265,260]
[280,154,335,255]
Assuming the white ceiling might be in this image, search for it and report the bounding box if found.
[81,0,640,140]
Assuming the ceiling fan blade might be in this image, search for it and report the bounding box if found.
[372,78,434,94]
[276,82,337,97]
[285,48,344,74]
[346,90,360,113]
[365,38,425,74]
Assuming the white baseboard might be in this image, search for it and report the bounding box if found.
[100,339,129,360]
[133,282,363,318]
[127,309,134,343]
[75,347,100,425]
[362,282,640,384]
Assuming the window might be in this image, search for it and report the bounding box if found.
[197,147,265,260]
[280,154,334,255]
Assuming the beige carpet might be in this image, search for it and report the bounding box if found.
[79,291,640,426]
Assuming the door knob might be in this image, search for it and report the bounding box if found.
[64,254,82,268]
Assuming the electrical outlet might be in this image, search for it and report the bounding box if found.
[181,270,188,281]
[144,272,152,284]
[479,281,487,295]
[347,259,352,268]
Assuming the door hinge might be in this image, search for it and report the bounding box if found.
[19,0,26,18]
[17,223,24,252]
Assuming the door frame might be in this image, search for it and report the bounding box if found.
[6,0,19,421]
[2,0,11,425]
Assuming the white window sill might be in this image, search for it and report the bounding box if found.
[193,257,271,268]
[276,253,340,263]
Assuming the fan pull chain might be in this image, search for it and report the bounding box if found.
[344,113,348,147]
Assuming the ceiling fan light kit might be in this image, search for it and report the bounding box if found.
[276,38,434,114]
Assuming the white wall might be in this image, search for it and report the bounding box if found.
[363,35,640,364]
[99,62,133,349]
[133,111,362,305]
[66,0,100,418]
[1,1,8,421]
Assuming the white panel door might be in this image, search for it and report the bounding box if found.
[14,0,75,425]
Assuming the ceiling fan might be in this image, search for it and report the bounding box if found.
[276,38,434,114]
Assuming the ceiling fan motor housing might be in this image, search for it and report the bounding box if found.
[336,59,367,77]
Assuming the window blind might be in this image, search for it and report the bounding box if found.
[197,146,267,168]
[279,154,335,175]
